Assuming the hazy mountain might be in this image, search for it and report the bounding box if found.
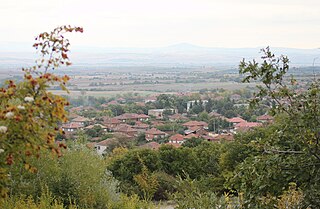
[0,42,319,70]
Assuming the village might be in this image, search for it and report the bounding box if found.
[60,90,274,155]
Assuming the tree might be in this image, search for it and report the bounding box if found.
[0,26,83,197]
[205,98,213,113]
[228,47,320,207]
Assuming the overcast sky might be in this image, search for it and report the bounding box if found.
[1,0,320,49]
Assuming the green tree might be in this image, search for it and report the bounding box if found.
[227,47,320,207]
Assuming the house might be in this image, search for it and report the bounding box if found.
[227,117,246,125]
[71,116,91,126]
[145,128,167,141]
[168,114,188,122]
[202,134,215,141]
[113,124,138,137]
[169,134,185,144]
[68,112,80,120]
[61,122,83,135]
[103,118,122,130]
[95,139,112,155]
[148,109,177,119]
[182,121,208,129]
[148,109,164,119]
[235,122,262,132]
[132,121,149,133]
[257,115,274,123]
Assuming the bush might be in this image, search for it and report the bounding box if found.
[8,147,119,208]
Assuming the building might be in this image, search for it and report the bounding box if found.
[132,121,149,133]
[145,128,167,141]
[71,116,91,126]
[182,121,208,129]
[148,109,164,119]
[227,117,246,125]
[168,114,188,122]
[234,122,262,132]
[113,124,138,137]
[148,109,177,119]
[95,140,112,155]
[103,118,122,130]
[61,122,83,135]
[168,134,185,144]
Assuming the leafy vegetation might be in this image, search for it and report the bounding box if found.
[1,25,319,209]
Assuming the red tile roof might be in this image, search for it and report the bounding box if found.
[182,121,208,127]
[62,122,83,129]
[72,116,91,122]
[138,114,150,119]
[169,134,184,141]
[145,128,166,135]
[183,133,199,139]
[114,124,137,133]
[227,117,246,123]
[104,118,121,124]
[133,121,149,129]
[169,114,188,121]
[235,122,262,128]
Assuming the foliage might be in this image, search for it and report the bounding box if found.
[181,137,204,148]
[173,175,242,209]
[208,117,229,132]
[8,147,119,208]
[0,189,70,209]
[156,123,182,132]
[107,148,160,195]
[0,25,83,197]
[133,164,159,202]
[155,94,176,109]
[276,183,304,209]
[231,47,320,207]
[107,143,224,201]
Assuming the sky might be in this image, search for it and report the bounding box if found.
[1,0,320,49]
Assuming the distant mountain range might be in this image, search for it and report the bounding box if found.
[0,42,319,70]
